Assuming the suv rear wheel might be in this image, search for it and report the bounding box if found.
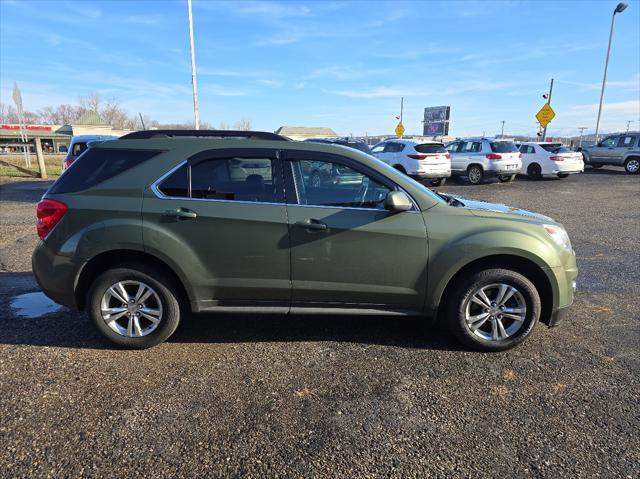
[446,268,540,351]
[87,264,181,349]
[467,165,484,185]
[429,178,446,187]
[498,174,516,183]
[624,158,639,174]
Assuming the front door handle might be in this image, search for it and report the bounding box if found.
[163,208,197,219]
[295,219,327,231]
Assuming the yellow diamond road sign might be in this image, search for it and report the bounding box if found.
[395,122,405,138]
[536,103,556,128]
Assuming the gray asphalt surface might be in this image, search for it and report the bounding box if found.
[1,169,638,478]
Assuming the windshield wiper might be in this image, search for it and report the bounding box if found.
[436,192,465,207]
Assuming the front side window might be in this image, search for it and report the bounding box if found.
[158,157,279,203]
[371,143,385,153]
[446,142,460,153]
[384,142,400,153]
[290,159,391,210]
[599,137,616,147]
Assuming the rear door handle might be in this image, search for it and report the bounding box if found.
[295,219,327,231]
[163,208,197,219]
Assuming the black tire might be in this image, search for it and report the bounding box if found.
[557,173,570,179]
[429,178,446,187]
[393,165,407,175]
[624,157,640,174]
[87,264,181,349]
[590,163,603,169]
[498,174,516,183]
[527,163,543,180]
[467,165,484,184]
[446,268,541,352]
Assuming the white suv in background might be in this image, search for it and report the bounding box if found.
[518,142,584,179]
[446,138,522,184]
[371,139,451,186]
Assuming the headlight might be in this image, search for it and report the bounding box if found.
[543,224,572,252]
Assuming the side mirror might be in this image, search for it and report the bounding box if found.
[384,190,413,213]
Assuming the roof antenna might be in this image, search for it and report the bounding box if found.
[138,112,146,130]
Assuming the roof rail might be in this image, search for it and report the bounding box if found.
[120,129,290,141]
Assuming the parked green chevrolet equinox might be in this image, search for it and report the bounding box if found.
[32,130,577,351]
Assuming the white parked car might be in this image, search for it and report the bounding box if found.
[370,139,451,186]
[518,142,584,179]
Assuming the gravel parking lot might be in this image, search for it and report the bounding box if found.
[1,169,638,478]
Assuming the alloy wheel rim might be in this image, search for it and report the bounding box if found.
[464,283,527,341]
[627,160,639,173]
[100,281,163,337]
[469,168,481,183]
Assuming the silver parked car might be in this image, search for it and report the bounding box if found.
[446,138,522,184]
[581,132,640,174]
[62,135,118,170]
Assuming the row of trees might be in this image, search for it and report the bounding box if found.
[0,93,252,131]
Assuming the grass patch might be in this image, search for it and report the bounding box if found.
[0,155,62,178]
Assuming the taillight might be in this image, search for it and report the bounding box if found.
[445,153,451,159]
[63,159,73,169]
[549,156,564,161]
[486,153,502,160]
[36,199,67,239]
[518,152,523,158]
[408,154,427,160]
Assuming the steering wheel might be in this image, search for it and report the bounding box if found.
[355,177,370,206]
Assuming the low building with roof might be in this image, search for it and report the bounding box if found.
[275,126,338,141]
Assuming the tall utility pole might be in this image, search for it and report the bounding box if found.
[595,2,628,143]
[500,121,505,137]
[542,78,554,141]
[187,0,200,130]
[400,97,404,124]
[626,120,632,132]
[577,127,587,148]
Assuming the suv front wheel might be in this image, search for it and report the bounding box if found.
[446,268,541,351]
[87,264,181,349]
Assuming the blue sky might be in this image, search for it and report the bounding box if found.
[1,0,639,137]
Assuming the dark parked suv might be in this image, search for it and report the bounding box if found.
[33,130,577,351]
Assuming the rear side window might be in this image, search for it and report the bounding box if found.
[617,136,635,147]
[490,142,519,153]
[415,144,446,154]
[49,148,159,194]
[541,144,571,153]
[71,142,87,156]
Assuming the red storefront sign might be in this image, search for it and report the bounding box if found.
[0,124,53,131]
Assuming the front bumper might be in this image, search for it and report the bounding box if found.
[544,256,578,327]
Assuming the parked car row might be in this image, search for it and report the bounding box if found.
[365,137,586,185]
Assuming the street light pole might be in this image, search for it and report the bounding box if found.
[542,78,554,141]
[187,0,200,130]
[500,120,505,137]
[577,127,587,148]
[594,2,628,143]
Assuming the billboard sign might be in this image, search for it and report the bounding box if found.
[423,106,450,136]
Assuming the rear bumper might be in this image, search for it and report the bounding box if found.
[409,167,451,179]
[32,240,80,310]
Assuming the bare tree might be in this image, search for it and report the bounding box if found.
[234,118,252,131]
[78,92,101,113]
[218,121,231,130]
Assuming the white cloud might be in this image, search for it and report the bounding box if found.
[256,79,284,88]
[235,1,312,18]
[305,64,387,81]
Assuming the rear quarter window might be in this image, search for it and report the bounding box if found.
[49,148,160,194]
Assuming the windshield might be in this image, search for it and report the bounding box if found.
[490,141,519,153]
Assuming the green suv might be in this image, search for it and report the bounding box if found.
[32,130,577,351]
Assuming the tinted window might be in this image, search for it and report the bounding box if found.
[336,141,372,154]
[490,141,519,153]
[540,144,571,153]
[446,142,461,153]
[50,148,159,194]
[599,137,616,147]
[291,159,391,210]
[71,142,88,156]
[190,158,277,203]
[384,142,405,153]
[371,143,385,153]
[415,144,446,154]
[618,136,635,147]
[158,163,189,197]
